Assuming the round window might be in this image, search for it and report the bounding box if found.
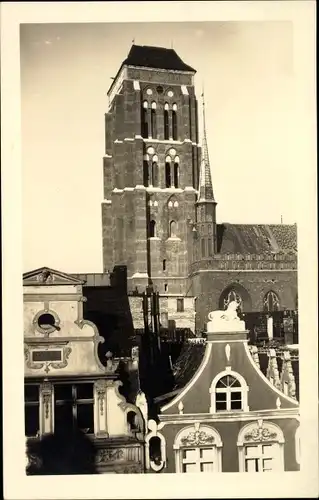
[156,86,164,94]
[38,313,56,330]
[146,88,153,95]
[167,90,174,97]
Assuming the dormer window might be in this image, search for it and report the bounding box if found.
[210,371,249,413]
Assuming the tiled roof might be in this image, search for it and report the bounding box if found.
[123,44,196,73]
[172,342,206,390]
[217,223,297,254]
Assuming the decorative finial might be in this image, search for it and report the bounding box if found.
[132,38,135,45]
[281,214,283,224]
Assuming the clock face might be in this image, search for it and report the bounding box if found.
[167,90,174,97]
[146,88,153,95]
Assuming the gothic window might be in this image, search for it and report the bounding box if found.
[173,163,179,188]
[174,424,223,473]
[172,103,178,140]
[223,290,243,312]
[152,162,158,187]
[208,238,213,257]
[25,384,40,437]
[54,383,94,434]
[164,103,169,140]
[141,101,148,138]
[169,220,177,238]
[149,220,156,238]
[165,162,171,188]
[210,371,249,413]
[201,238,206,258]
[143,160,149,187]
[151,102,157,138]
[263,291,280,312]
[163,259,166,271]
[177,298,184,312]
[237,421,285,472]
[164,284,168,292]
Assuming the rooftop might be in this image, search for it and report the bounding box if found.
[123,44,196,73]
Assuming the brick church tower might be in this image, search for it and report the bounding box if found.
[102,44,203,298]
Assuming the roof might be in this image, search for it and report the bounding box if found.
[173,342,206,390]
[23,267,85,286]
[123,44,196,73]
[71,273,111,287]
[217,223,297,254]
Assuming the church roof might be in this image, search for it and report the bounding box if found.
[217,223,297,254]
[197,92,216,203]
[123,44,196,73]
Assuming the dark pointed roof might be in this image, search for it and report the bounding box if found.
[123,44,196,73]
[197,92,216,203]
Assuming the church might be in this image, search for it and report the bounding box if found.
[23,44,299,474]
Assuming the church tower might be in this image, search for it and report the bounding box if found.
[102,45,201,295]
[195,92,217,260]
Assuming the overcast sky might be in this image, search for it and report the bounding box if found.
[21,21,299,272]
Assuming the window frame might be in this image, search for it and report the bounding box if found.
[210,371,249,413]
[24,383,40,438]
[53,382,94,435]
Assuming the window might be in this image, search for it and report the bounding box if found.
[237,421,285,472]
[151,103,157,138]
[127,411,139,433]
[165,162,171,188]
[201,238,206,257]
[141,101,148,138]
[143,160,149,187]
[223,289,243,312]
[152,162,158,187]
[208,238,213,257]
[173,163,179,188]
[172,104,178,140]
[177,298,184,312]
[169,220,177,238]
[164,284,168,292]
[149,220,156,238]
[210,371,249,413]
[54,383,94,434]
[174,424,222,473]
[163,259,166,271]
[25,384,40,437]
[149,436,162,464]
[263,291,280,312]
[164,104,169,140]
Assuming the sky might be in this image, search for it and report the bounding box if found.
[21,21,299,273]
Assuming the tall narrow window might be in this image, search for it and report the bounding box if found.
[172,104,177,140]
[208,238,213,257]
[263,291,280,312]
[151,102,157,138]
[164,104,169,140]
[177,298,184,312]
[143,160,149,187]
[25,384,40,437]
[163,259,166,271]
[149,220,156,238]
[165,162,171,188]
[201,238,206,257]
[173,163,179,188]
[141,101,148,138]
[152,162,158,187]
[169,220,177,238]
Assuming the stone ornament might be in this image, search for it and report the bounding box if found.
[207,301,246,333]
[96,448,124,464]
[24,344,72,374]
[244,420,277,443]
[181,423,215,447]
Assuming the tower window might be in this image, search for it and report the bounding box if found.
[165,162,171,188]
[164,104,169,140]
[172,104,177,140]
[201,238,206,257]
[152,162,158,187]
[151,102,157,138]
[141,101,149,138]
[173,163,179,188]
[164,284,168,292]
[163,259,166,271]
[143,160,149,187]
[263,291,280,312]
[149,220,156,238]
[169,220,177,238]
[208,238,213,257]
[177,298,184,312]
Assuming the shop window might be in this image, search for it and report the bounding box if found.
[54,383,94,434]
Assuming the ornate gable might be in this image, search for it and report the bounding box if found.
[23,267,85,286]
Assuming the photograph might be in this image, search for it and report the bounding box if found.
[1,2,317,499]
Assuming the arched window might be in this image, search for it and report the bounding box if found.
[164,103,169,140]
[223,290,243,312]
[141,101,148,138]
[127,411,139,433]
[263,291,280,312]
[146,420,167,472]
[201,238,206,258]
[152,162,158,187]
[151,102,157,138]
[210,371,249,413]
[173,162,179,188]
[169,220,177,238]
[208,238,213,257]
[143,160,149,187]
[165,162,171,188]
[149,220,156,238]
[163,259,166,271]
[237,420,285,472]
[172,103,177,140]
[173,423,223,473]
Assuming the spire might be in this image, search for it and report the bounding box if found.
[198,89,215,202]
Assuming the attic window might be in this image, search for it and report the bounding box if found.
[38,313,55,330]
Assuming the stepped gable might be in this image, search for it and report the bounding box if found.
[217,223,297,254]
[123,44,196,73]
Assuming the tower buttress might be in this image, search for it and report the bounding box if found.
[195,91,217,259]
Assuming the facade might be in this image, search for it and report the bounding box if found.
[145,311,300,473]
[101,44,298,341]
[23,267,146,474]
